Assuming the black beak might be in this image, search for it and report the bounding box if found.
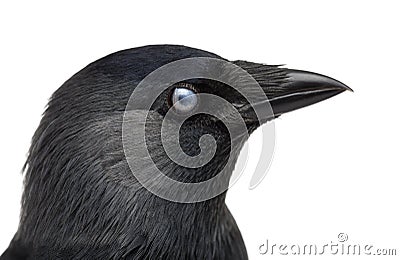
[268,69,352,117]
[234,61,352,124]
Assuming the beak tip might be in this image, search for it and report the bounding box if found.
[287,69,353,94]
[343,84,354,93]
[331,79,353,93]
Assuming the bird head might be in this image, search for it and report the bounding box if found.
[24,45,351,204]
[108,45,350,202]
[18,45,350,255]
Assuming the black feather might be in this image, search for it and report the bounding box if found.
[2,45,256,259]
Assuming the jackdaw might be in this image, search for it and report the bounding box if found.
[1,45,351,259]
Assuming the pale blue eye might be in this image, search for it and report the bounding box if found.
[171,87,198,113]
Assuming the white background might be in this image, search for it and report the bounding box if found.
[1,1,399,259]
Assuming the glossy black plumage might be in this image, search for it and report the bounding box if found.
[1,45,350,260]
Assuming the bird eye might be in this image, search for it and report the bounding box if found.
[170,85,198,113]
